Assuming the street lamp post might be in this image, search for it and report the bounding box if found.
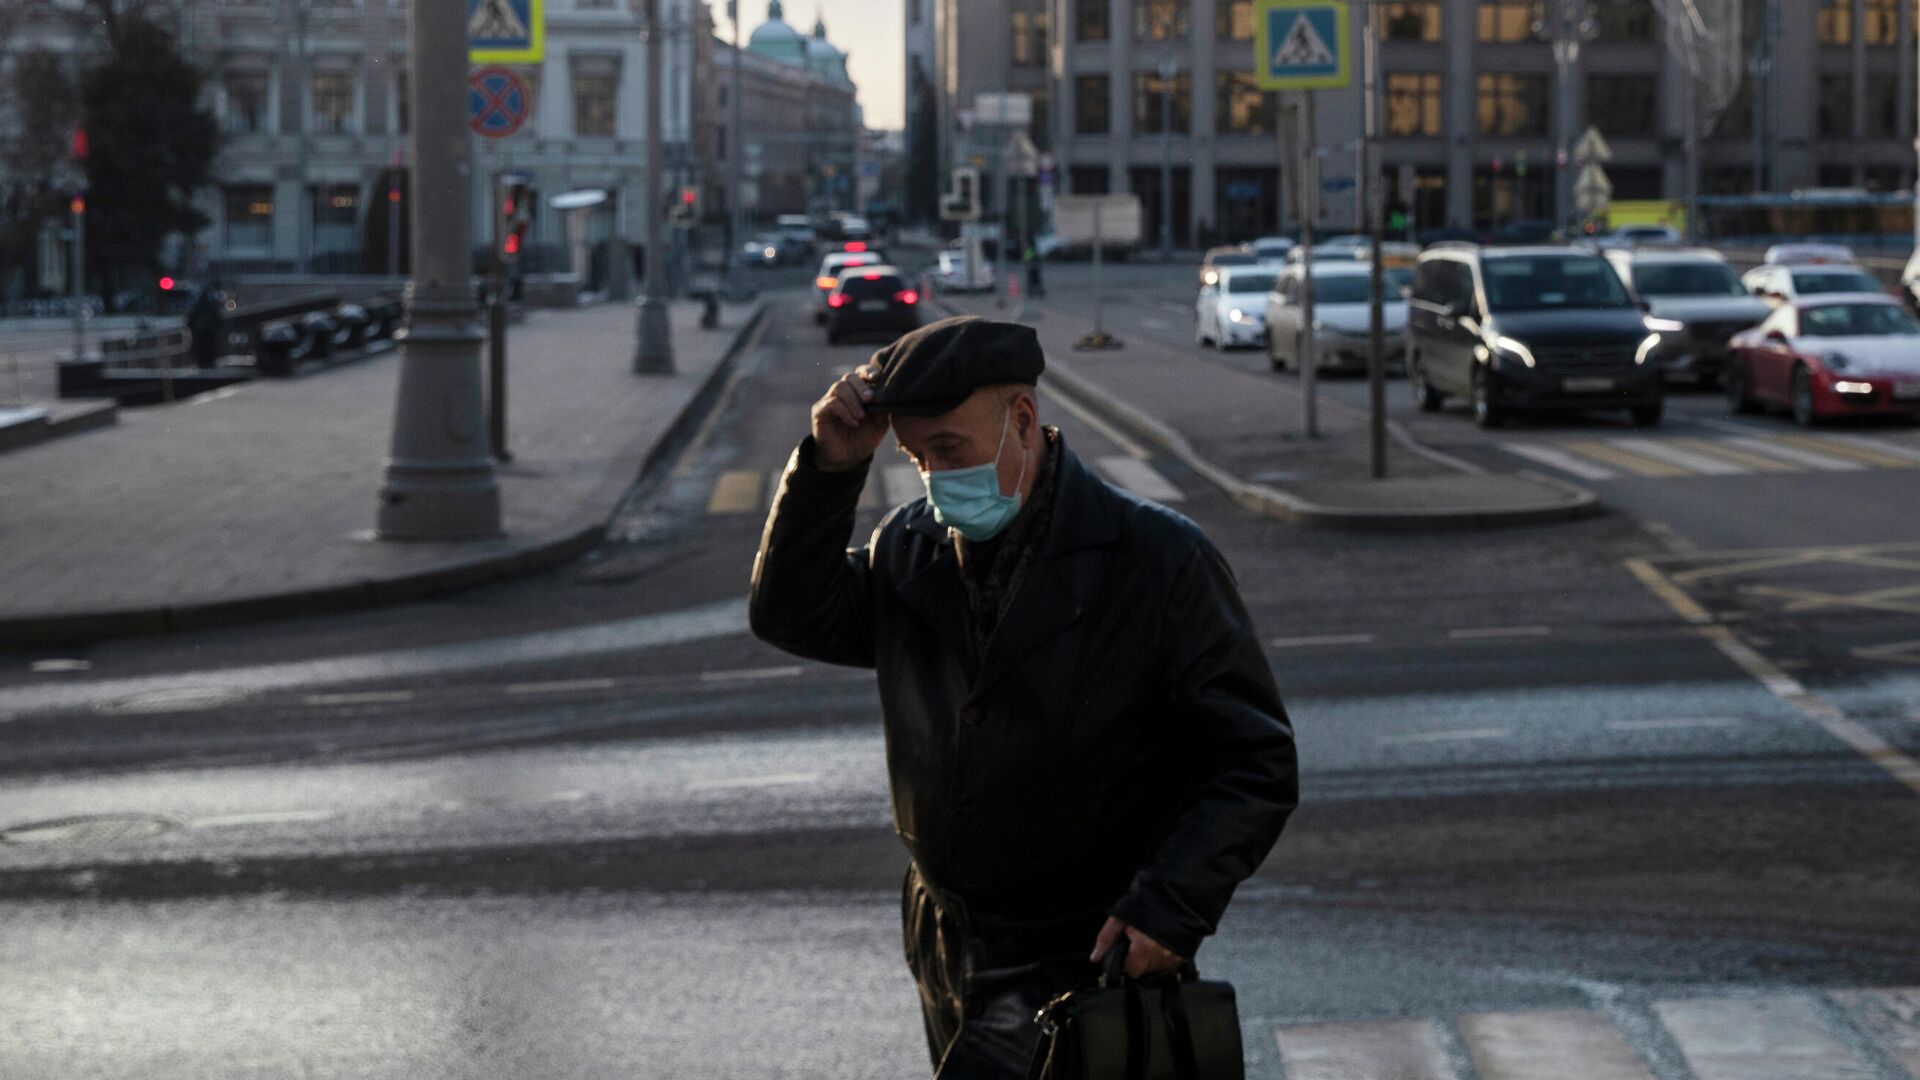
[1158,50,1178,259]
[634,0,676,374]
[1546,1,1597,237]
[727,0,745,299]
[376,0,501,540]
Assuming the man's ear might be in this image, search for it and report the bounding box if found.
[1015,389,1039,441]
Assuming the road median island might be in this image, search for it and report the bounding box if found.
[0,298,769,649]
[935,293,1598,531]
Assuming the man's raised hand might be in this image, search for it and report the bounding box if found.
[811,364,891,472]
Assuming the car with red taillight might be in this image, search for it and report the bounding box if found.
[812,250,884,323]
[1726,293,1920,425]
[825,266,920,344]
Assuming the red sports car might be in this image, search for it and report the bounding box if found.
[1726,293,1920,425]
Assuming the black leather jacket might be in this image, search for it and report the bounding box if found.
[750,434,1297,960]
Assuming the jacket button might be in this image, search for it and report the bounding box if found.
[961,705,985,727]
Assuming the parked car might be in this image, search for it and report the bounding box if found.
[1405,245,1665,427]
[825,266,921,345]
[1264,262,1413,373]
[931,248,995,293]
[1741,262,1887,306]
[1726,293,1920,425]
[1595,223,1683,250]
[740,232,797,267]
[1195,266,1277,349]
[1248,236,1297,265]
[1287,239,1418,265]
[1198,245,1261,287]
[1604,248,1771,386]
[777,214,818,255]
[812,250,884,322]
[1761,242,1855,266]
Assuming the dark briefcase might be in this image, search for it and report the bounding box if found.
[1025,939,1244,1080]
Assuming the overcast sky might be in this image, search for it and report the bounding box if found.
[711,0,906,130]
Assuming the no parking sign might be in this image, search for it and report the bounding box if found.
[468,66,532,139]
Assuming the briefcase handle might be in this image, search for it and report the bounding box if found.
[1095,936,1206,1080]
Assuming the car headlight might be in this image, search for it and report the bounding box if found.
[1643,316,1686,334]
[1228,308,1250,323]
[1202,270,1219,286]
[1833,379,1874,394]
[1825,351,1852,371]
[1635,332,1662,365]
[1492,335,1536,369]
[763,247,777,258]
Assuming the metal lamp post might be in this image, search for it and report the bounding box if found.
[727,0,745,299]
[1158,49,1178,259]
[377,0,500,540]
[1546,1,1598,237]
[634,0,676,374]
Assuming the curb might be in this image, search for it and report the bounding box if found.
[930,296,1600,531]
[0,302,770,650]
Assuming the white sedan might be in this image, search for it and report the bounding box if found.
[1264,262,1412,373]
[930,249,994,293]
[1195,266,1277,349]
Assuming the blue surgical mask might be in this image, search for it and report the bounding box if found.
[921,406,1029,542]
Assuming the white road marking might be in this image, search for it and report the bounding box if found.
[1501,442,1620,481]
[1819,432,1920,464]
[1612,437,1750,476]
[1274,1018,1457,1080]
[697,665,804,683]
[685,771,822,792]
[187,809,339,830]
[1605,716,1741,731]
[1720,436,1865,472]
[1382,727,1513,744]
[303,690,414,706]
[1831,987,1920,1077]
[95,686,253,714]
[1449,625,1552,640]
[1037,387,1152,459]
[1270,633,1376,648]
[1094,455,1185,502]
[28,659,93,673]
[1460,1008,1658,1080]
[1656,994,1876,1080]
[880,464,923,508]
[505,677,619,695]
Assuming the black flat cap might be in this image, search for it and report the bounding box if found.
[865,316,1044,417]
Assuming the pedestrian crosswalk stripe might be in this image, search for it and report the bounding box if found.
[706,470,764,514]
[1667,437,1802,473]
[1720,436,1866,472]
[1563,440,1692,478]
[1772,432,1919,470]
[1095,455,1185,502]
[880,464,922,508]
[1612,437,1750,476]
[1831,987,1920,1076]
[1460,1009,1657,1080]
[1655,995,1876,1080]
[1501,442,1620,481]
[1273,1018,1455,1080]
[1822,432,1920,465]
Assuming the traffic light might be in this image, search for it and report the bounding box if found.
[497,176,532,265]
[670,187,698,226]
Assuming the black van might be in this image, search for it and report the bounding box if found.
[1405,245,1665,428]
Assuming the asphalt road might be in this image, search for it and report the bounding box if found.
[4,264,1919,1079]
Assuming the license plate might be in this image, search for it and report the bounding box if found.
[1895,382,1920,401]
[859,300,888,312]
[1562,376,1615,393]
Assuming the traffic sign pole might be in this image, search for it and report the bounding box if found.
[1299,93,1318,440]
[1363,0,1386,479]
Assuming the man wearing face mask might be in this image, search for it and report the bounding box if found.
[750,315,1296,1078]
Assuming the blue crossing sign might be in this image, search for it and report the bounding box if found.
[1253,0,1350,90]
[469,0,544,64]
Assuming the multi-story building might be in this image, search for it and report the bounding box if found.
[904,0,1054,225]
[701,1,860,228]
[908,0,1920,242]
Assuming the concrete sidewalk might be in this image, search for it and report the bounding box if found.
[0,298,766,647]
[937,290,1597,530]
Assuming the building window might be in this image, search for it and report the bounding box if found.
[224,186,275,250]
[313,183,359,255]
[224,71,270,134]
[576,0,616,8]
[1818,0,1851,43]
[1587,74,1656,138]
[1865,73,1899,135]
[1477,1,1539,42]
[394,70,408,134]
[1217,0,1254,39]
[1865,0,1898,42]
[1214,72,1274,134]
[1077,0,1109,40]
[1069,165,1111,194]
[1135,0,1189,40]
[1012,11,1050,65]
[310,70,355,134]
[1075,74,1110,134]
[572,69,617,136]
[1380,2,1440,41]
[1385,72,1442,136]
[1476,73,1547,135]
[1817,73,1852,136]
[1133,70,1192,133]
[1595,0,1654,40]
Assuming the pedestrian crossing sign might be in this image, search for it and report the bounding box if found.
[1254,0,1350,90]
[469,0,544,64]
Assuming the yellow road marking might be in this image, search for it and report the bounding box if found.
[1668,437,1801,473]
[1624,558,1714,624]
[1769,433,1918,469]
[1745,583,1920,616]
[1563,440,1690,477]
[706,469,764,514]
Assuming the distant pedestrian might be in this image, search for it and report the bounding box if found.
[185,286,225,369]
[1023,245,1045,299]
[750,316,1297,1078]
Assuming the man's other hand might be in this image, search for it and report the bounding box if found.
[1090,916,1185,978]
[811,364,891,472]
